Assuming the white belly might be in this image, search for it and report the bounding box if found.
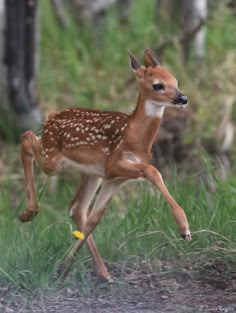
[63,158,105,177]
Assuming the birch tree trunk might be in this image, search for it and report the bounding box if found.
[156,0,207,62]
[182,0,207,61]
[0,0,8,133]
[0,0,42,141]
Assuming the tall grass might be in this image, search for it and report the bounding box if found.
[0,163,235,292]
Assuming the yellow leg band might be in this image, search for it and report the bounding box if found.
[73,230,85,240]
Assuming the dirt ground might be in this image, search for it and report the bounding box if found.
[1,260,236,313]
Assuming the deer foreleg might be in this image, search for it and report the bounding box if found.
[106,161,191,240]
[142,165,191,240]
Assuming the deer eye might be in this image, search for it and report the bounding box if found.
[152,83,164,91]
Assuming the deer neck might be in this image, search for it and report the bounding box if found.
[129,94,165,153]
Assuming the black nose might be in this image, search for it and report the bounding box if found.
[179,95,188,105]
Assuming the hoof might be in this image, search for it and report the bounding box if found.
[19,204,40,222]
[107,277,114,284]
[99,274,114,283]
[96,270,114,283]
[181,233,192,241]
[96,274,114,284]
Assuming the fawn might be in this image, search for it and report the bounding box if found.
[20,48,191,282]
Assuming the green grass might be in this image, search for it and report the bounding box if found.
[0,163,235,292]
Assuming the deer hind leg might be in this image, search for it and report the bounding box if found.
[20,130,63,222]
[61,178,125,278]
[69,174,112,281]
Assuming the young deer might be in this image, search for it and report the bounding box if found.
[20,48,191,282]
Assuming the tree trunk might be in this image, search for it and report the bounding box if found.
[0,0,42,141]
[0,0,8,130]
[182,0,207,62]
[156,0,207,62]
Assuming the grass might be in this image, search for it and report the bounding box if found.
[0,0,236,298]
[0,163,235,293]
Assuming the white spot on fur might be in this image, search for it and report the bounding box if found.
[114,139,123,151]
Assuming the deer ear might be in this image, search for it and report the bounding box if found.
[127,49,141,71]
[144,48,160,67]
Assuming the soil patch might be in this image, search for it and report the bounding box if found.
[1,260,236,313]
